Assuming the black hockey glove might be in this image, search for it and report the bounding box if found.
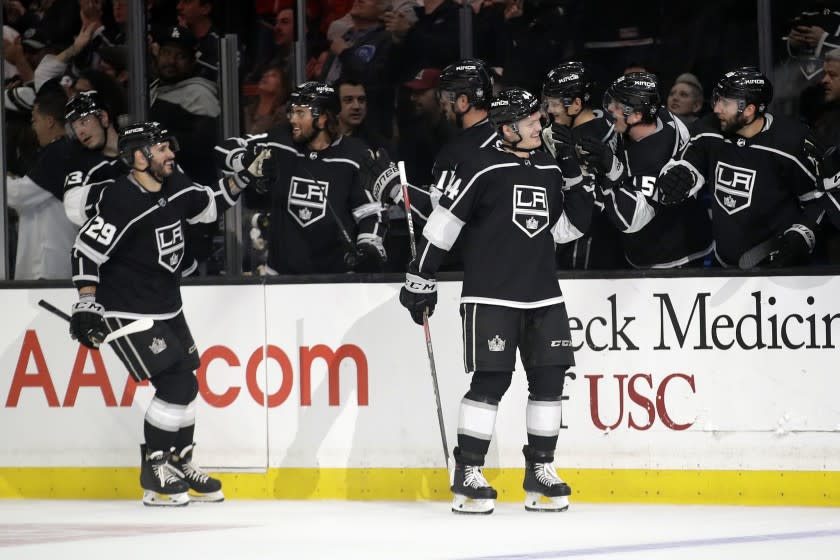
[399,262,437,325]
[548,123,582,177]
[354,234,387,271]
[234,144,274,192]
[576,136,617,178]
[361,148,401,204]
[766,224,815,268]
[69,294,107,349]
[658,165,695,206]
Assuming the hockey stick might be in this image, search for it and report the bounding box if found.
[38,299,154,343]
[738,237,779,270]
[398,161,453,477]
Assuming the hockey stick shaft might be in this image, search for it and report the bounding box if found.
[738,237,779,270]
[398,161,451,471]
[38,299,154,343]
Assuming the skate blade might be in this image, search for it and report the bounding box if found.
[524,492,569,512]
[142,490,190,507]
[188,490,224,503]
[451,494,494,515]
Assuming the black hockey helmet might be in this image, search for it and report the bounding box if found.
[713,67,773,114]
[603,72,660,121]
[118,121,179,166]
[438,58,493,109]
[489,88,541,129]
[542,61,592,105]
[288,81,340,120]
[64,90,107,123]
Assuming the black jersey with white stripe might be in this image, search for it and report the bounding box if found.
[62,143,122,225]
[607,109,713,268]
[672,113,822,266]
[220,128,384,274]
[553,112,626,269]
[71,170,239,318]
[417,146,592,307]
[398,119,499,225]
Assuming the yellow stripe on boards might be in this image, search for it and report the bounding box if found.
[0,468,837,506]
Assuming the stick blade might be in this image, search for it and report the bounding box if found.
[103,318,154,343]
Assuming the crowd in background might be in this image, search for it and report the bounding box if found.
[3,0,840,279]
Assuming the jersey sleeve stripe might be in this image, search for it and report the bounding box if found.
[351,201,383,222]
[748,144,817,182]
[422,206,465,251]
[73,238,109,265]
[321,157,361,169]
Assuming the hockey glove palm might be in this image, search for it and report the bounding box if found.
[576,136,617,178]
[69,295,107,349]
[234,144,273,192]
[399,263,437,325]
[354,234,388,271]
[658,165,695,206]
[362,148,401,204]
[766,225,815,268]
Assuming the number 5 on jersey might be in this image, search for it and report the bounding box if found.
[84,216,117,245]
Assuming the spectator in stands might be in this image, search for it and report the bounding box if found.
[814,48,840,148]
[150,25,220,186]
[4,85,38,177]
[72,68,129,128]
[320,0,394,138]
[176,0,220,80]
[667,72,704,125]
[6,88,77,280]
[243,63,289,134]
[397,67,455,187]
[384,0,459,82]
[336,78,394,155]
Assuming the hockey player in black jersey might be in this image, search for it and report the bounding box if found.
[400,88,592,514]
[541,61,625,269]
[576,72,713,268]
[62,92,122,227]
[214,81,386,274]
[69,122,269,506]
[63,91,203,276]
[658,68,823,267]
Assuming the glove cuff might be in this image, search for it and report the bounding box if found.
[405,272,436,294]
[786,224,816,252]
[79,293,96,304]
[605,156,624,182]
[232,170,250,189]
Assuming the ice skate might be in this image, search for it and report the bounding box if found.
[522,445,571,512]
[171,443,224,502]
[140,444,190,507]
[451,463,497,514]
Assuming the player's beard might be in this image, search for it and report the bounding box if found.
[148,159,175,182]
[719,111,749,135]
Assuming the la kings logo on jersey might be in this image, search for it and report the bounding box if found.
[155,221,184,273]
[512,185,549,238]
[288,175,328,227]
[714,161,756,215]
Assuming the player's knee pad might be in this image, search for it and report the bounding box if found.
[151,370,199,406]
[526,366,568,399]
[466,370,513,404]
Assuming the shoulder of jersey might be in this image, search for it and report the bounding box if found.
[332,134,369,157]
[760,113,810,151]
